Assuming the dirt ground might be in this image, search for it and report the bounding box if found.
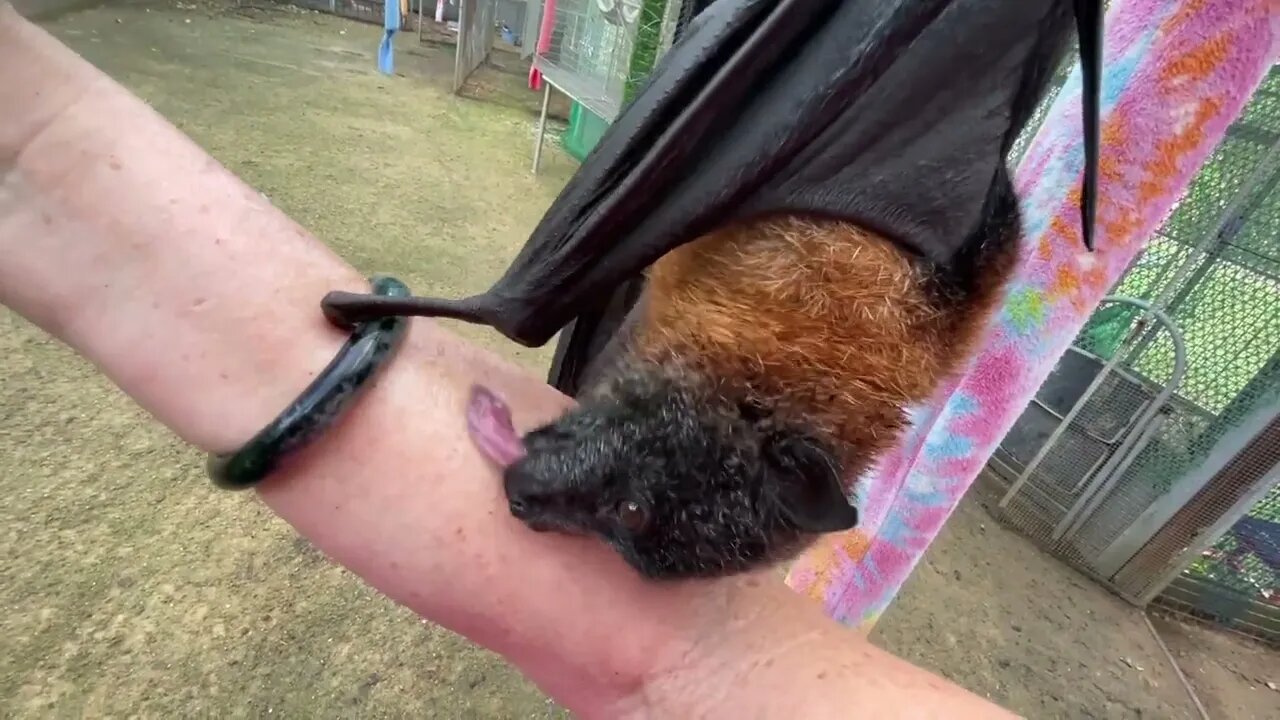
[2,1,1275,717]
[874,491,1278,719]
[1147,613,1280,720]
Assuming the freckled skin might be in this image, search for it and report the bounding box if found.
[501,191,1021,580]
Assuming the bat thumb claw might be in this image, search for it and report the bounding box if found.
[321,290,369,329]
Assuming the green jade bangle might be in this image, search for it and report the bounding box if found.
[206,275,411,489]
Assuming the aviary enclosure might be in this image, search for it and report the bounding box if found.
[287,0,521,90]
[291,0,690,167]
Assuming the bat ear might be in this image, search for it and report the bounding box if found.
[764,433,858,533]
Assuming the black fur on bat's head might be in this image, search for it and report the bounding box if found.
[467,370,857,580]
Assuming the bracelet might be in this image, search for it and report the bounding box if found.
[206,275,411,490]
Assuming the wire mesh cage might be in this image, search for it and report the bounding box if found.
[529,0,681,122]
[526,0,683,172]
[1153,476,1280,645]
[290,0,390,25]
[982,66,1280,645]
[984,297,1188,561]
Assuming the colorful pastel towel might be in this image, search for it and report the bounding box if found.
[785,0,1280,629]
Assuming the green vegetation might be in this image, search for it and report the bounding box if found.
[622,0,669,105]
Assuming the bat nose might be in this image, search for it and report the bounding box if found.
[504,464,551,519]
[506,488,560,528]
[508,494,533,519]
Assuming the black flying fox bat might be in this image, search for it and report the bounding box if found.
[323,0,1103,580]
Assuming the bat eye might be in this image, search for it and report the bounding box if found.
[617,499,650,533]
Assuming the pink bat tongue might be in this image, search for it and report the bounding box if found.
[466,385,527,468]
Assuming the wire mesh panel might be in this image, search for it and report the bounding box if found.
[1158,482,1280,646]
[986,298,1187,559]
[1132,413,1280,646]
[529,0,681,121]
[291,0,390,25]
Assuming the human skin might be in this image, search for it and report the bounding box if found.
[0,4,1015,718]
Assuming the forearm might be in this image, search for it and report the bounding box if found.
[646,578,1017,718]
[0,6,675,712]
[1,6,1012,718]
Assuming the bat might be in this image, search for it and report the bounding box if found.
[322,0,1104,580]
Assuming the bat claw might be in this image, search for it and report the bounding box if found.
[321,291,370,329]
[319,291,491,328]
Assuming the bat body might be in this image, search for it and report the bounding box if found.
[489,198,1020,578]
[326,0,1103,580]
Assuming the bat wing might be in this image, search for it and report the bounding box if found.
[323,0,1102,352]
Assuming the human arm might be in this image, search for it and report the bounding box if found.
[0,5,1014,718]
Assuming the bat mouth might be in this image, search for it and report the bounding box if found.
[466,384,528,468]
[515,513,592,536]
[466,385,599,539]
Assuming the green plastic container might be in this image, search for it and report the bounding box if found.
[561,101,610,162]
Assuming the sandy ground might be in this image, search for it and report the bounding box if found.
[2,2,1275,717]
[1147,613,1280,720]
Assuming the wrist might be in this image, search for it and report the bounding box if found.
[620,575,810,718]
[631,575,1016,719]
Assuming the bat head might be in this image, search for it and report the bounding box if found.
[467,371,858,580]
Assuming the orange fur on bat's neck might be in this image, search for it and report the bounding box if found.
[635,216,1019,483]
